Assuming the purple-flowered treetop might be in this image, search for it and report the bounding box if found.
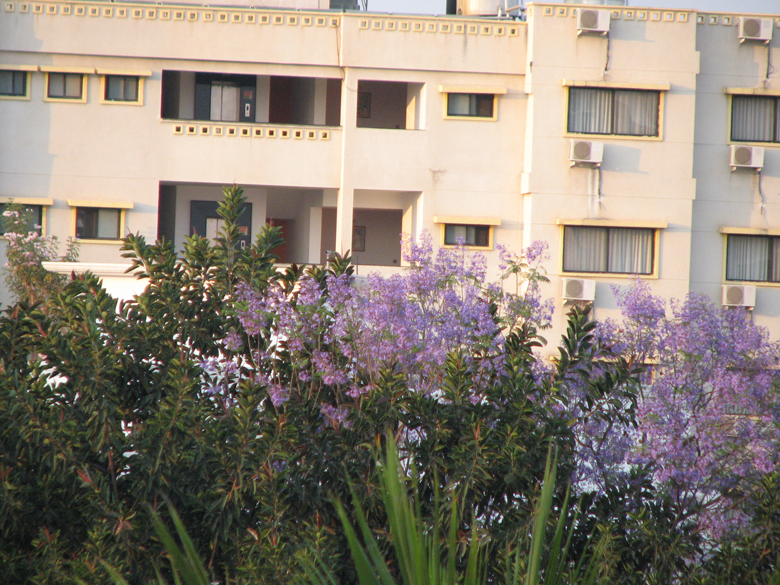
[579,279,780,538]
[230,232,551,406]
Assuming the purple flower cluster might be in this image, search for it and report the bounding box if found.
[579,279,780,538]
[231,233,553,423]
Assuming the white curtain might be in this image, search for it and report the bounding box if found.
[614,91,659,137]
[448,94,472,116]
[563,226,607,272]
[772,239,780,282]
[731,96,775,142]
[564,227,653,274]
[568,88,612,134]
[608,228,653,274]
[726,236,768,281]
[569,88,658,136]
[97,209,121,240]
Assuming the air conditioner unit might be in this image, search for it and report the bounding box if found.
[570,139,604,166]
[730,145,764,170]
[722,284,756,308]
[562,278,596,302]
[738,17,773,43]
[577,9,610,35]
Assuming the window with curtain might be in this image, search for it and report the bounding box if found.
[567,88,660,137]
[563,226,655,274]
[0,70,27,97]
[47,73,84,100]
[726,235,780,282]
[444,224,491,247]
[75,208,122,240]
[104,75,139,102]
[731,95,780,143]
[446,93,496,118]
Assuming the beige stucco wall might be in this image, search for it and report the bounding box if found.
[4,0,780,350]
[523,4,700,343]
[691,12,780,337]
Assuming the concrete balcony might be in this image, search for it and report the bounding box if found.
[156,120,343,188]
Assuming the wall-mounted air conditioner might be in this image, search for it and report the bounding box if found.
[562,278,596,302]
[730,145,764,170]
[577,9,610,35]
[738,17,773,43]
[722,284,756,308]
[570,139,604,166]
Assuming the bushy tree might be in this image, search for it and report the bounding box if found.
[0,187,601,584]
[2,187,779,584]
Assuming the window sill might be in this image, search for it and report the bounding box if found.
[561,271,659,280]
[729,140,780,148]
[724,280,780,287]
[0,94,31,101]
[563,132,662,142]
[441,244,493,251]
[100,99,144,106]
[74,238,124,245]
[44,96,88,104]
[443,115,498,122]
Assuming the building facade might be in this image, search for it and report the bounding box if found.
[2,1,780,349]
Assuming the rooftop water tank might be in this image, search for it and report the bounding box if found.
[457,0,504,16]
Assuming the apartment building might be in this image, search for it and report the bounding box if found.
[1,1,780,349]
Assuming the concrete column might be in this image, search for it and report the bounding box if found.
[402,192,423,266]
[406,83,425,130]
[255,75,270,123]
[335,189,355,255]
[179,72,195,119]
[308,206,323,263]
[250,187,268,241]
[336,66,358,255]
[313,77,327,126]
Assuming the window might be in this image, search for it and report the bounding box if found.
[563,226,655,275]
[726,234,780,282]
[47,72,85,100]
[104,75,139,102]
[446,93,495,118]
[439,85,505,122]
[0,203,43,235]
[731,95,780,143]
[435,216,500,249]
[69,200,132,241]
[75,208,121,240]
[567,87,660,137]
[0,70,27,97]
[444,224,491,247]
